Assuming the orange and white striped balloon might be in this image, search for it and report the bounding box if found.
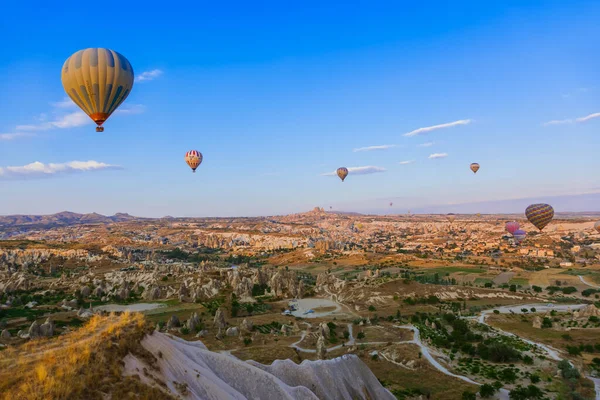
[185,150,203,172]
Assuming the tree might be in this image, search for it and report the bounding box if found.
[479,384,496,398]
[509,285,517,292]
[509,385,543,399]
[462,391,476,400]
[357,332,365,340]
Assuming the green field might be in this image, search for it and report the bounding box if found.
[508,278,529,286]
[426,266,486,275]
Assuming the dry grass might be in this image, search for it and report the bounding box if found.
[0,312,172,400]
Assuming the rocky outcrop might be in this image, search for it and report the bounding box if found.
[240,319,253,332]
[316,334,327,360]
[28,321,41,339]
[213,308,227,330]
[1,329,10,339]
[187,313,201,332]
[80,286,91,298]
[167,315,181,330]
[123,331,395,400]
[226,327,239,337]
[40,318,54,337]
[573,304,600,319]
[532,316,542,329]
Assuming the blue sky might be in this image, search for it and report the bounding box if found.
[1,1,599,217]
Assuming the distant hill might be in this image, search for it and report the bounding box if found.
[0,212,140,229]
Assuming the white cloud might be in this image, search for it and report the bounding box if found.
[576,112,600,123]
[543,111,600,126]
[404,119,472,137]
[543,119,572,126]
[50,98,77,109]
[0,132,34,141]
[417,142,435,147]
[115,104,146,115]
[16,111,91,131]
[428,153,448,159]
[353,144,396,152]
[0,160,121,180]
[398,160,415,165]
[322,166,386,176]
[136,69,163,82]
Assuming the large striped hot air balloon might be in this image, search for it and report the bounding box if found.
[525,204,554,231]
[470,163,480,174]
[505,221,520,235]
[185,150,203,172]
[337,167,349,182]
[61,48,134,132]
[446,213,456,223]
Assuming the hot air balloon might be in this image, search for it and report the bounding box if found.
[446,213,456,223]
[337,167,349,182]
[470,163,480,174]
[61,48,134,132]
[513,229,527,244]
[505,221,520,235]
[594,221,600,233]
[185,150,203,172]
[330,206,333,210]
[526,204,554,231]
[390,202,393,207]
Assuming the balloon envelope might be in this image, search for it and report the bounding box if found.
[513,229,527,243]
[185,150,203,172]
[61,48,134,132]
[337,167,348,182]
[525,204,554,231]
[470,163,480,174]
[506,221,520,235]
[446,213,456,223]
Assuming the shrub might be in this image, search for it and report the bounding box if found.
[368,305,376,312]
[479,383,496,398]
[462,391,476,400]
[357,332,365,340]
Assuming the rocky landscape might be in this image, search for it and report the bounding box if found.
[1,210,600,399]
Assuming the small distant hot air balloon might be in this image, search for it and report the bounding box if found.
[525,204,554,231]
[330,206,333,210]
[446,213,456,223]
[185,150,203,172]
[505,221,520,235]
[476,213,481,217]
[390,202,393,207]
[513,229,527,244]
[61,48,134,132]
[337,167,349,182]
[594,221,600,233]
[470,163,480,174]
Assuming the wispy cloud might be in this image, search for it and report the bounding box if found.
[115,104,146,115]
[16,111,90,131]
[543,111,600,126]
[136,69,163,82]
[428,153,448,159]
[0,132,34,141]
[398,160,415,165]
[13,102,146,132]
[353,144,397,152]
[0,160,121,180]
[417,142,435,147]
[404,119,472,137]
[50,98,77,109]
[322,166,386,176]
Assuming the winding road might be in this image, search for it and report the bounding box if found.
[579,275,600,289]
[287,302,598,400]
